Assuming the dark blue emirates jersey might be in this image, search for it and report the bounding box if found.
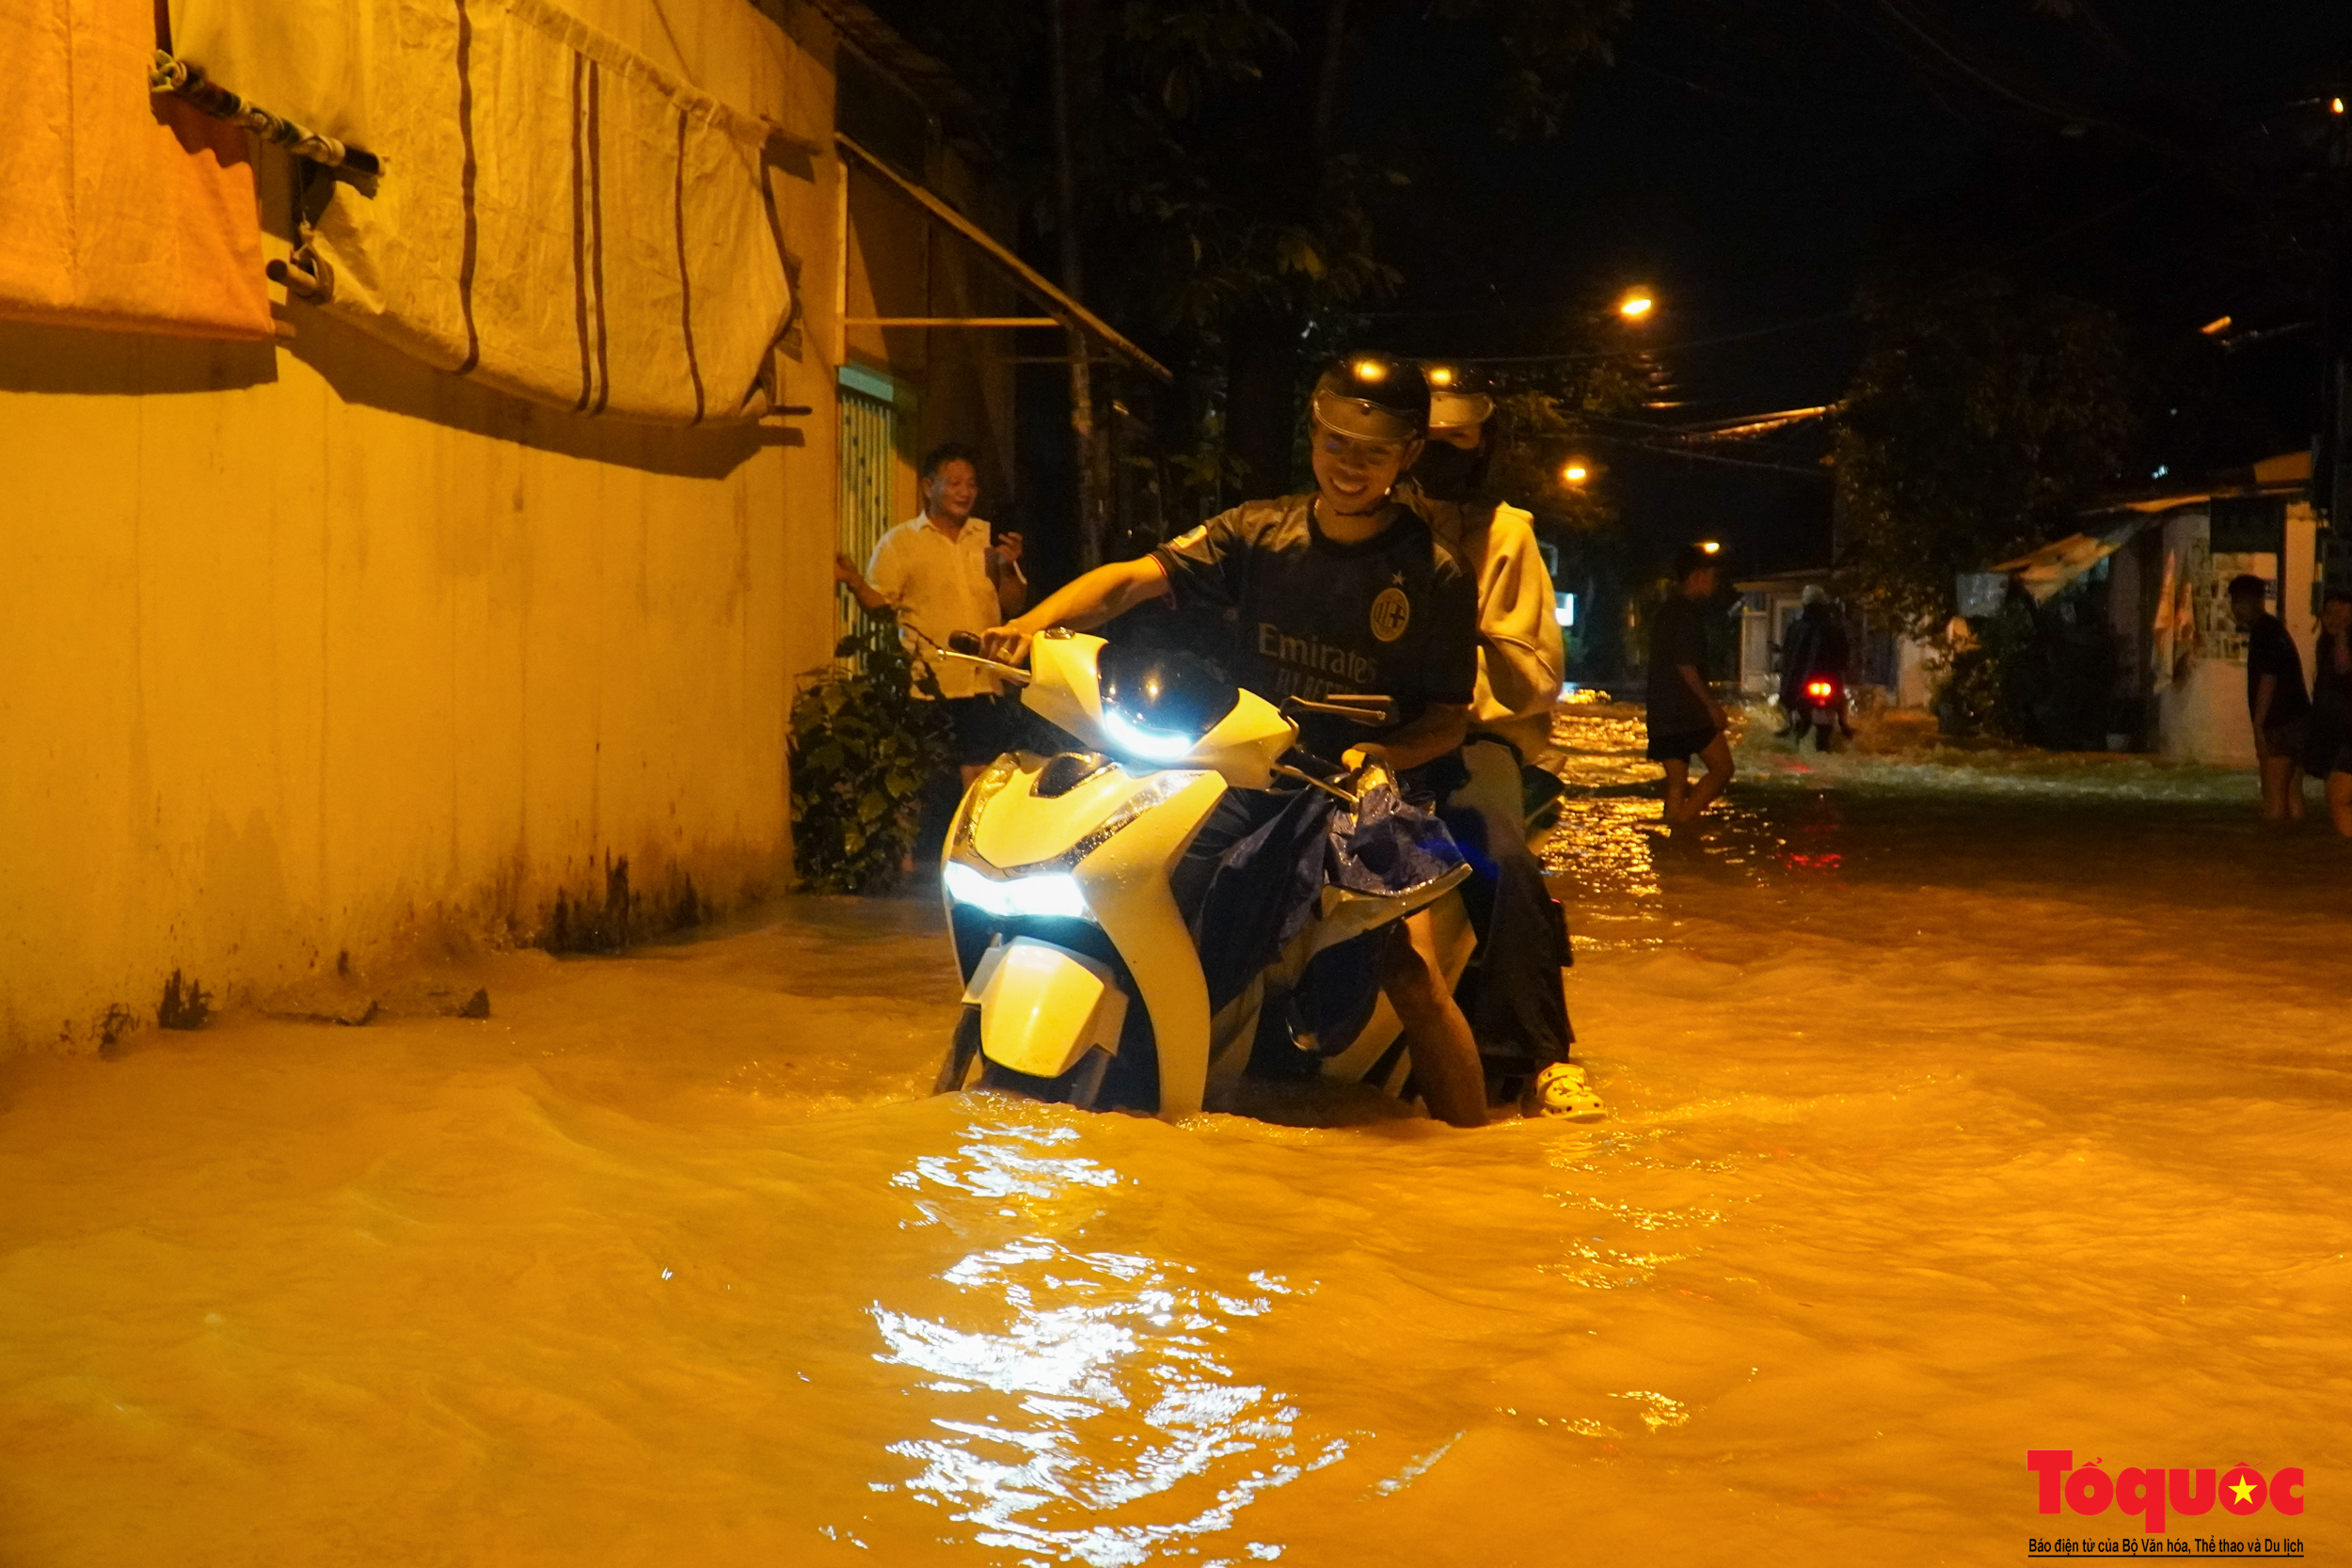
[1152,496,1477,757]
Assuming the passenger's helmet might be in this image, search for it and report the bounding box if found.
[1421,361,1495,432]
[1310,354,1429,444]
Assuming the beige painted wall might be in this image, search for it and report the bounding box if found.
[0,0,863,1053]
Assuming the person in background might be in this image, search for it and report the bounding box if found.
[2308,587,2352,837]
[1404,362,1565,854]
[1647,544,1734,824]
[1777,584,1851,739]
[835,442,1027,784]
[2228,573,2311,824]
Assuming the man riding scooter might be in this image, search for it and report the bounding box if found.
[981,355,1491,1126]
[1778,585,1852,751]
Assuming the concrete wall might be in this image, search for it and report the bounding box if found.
[0,0,898,1053]
[2150,504,2320,767]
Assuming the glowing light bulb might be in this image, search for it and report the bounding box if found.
[1561,462,1590,485]
[1617,291,1655,321]
[1699,540,1722,555]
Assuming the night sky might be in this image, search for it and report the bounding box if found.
[1347,0,2352,576]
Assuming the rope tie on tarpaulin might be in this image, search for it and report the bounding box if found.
[148,51,387,178]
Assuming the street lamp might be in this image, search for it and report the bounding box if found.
[1697,540,1722,556]
[1561,460,1591,485]
[1617,289,1656,322]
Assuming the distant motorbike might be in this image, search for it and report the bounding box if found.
[1787,673,1846,752]
[927,629,1475,1117]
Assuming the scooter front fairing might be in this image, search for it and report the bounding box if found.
[927,629,1458,1123]
[930,630,1458,1118]
[941,750,1228,1114]
[930,631,1301,1116]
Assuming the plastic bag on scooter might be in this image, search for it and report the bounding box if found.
[1189,774,1468,1026]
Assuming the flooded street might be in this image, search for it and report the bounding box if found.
[4,705,2347,1565]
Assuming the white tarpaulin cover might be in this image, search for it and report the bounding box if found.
[0,0,273,341]
[1990,516,2153,605]
[169,0,790,422]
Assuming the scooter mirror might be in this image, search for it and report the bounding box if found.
[930,628,1032,686]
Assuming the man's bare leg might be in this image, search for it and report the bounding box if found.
[1676,733,1737,822]
[2328,770,2352,837]
[1661,758,1690,822]
[2260,755,2296,822]
[1382,910,1485,1128]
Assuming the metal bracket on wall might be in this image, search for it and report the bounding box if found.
[834,133,1170,384]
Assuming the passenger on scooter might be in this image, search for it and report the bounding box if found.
[1402,362,1565,854]
[980,355,1491,1126]
[1402,362,1581,1108]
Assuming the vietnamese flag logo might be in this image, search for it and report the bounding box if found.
[2029,1450,2305,1535]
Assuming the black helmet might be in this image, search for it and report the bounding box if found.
[1421,361,1494,431]
[1310,354,1429,444]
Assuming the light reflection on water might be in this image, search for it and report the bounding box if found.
[873,1122,1319,1565]
[849,1093,1755,1560]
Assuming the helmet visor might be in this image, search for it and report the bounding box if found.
[1311,387,1422,445]
[1426,388,1495,430]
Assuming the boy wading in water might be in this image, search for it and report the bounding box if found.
[1646,544,1734,824]
[2229,573,2312,825]
[980,356,1490,1127]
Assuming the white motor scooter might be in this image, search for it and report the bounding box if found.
[929,629,1475,1117]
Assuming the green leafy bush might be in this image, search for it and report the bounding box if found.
[789,625,955,895]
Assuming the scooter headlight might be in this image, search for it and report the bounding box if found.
[1097,707,1201,762]
[944,861,1092,921]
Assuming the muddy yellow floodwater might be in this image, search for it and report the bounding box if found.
[3,707,2347,1565]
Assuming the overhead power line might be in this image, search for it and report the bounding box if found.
[1461,309,1858,365]
[1584,434,1831,478]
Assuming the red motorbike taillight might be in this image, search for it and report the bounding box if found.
[1805,680,1834,699]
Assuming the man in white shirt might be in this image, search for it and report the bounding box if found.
[834,442,1028,783]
